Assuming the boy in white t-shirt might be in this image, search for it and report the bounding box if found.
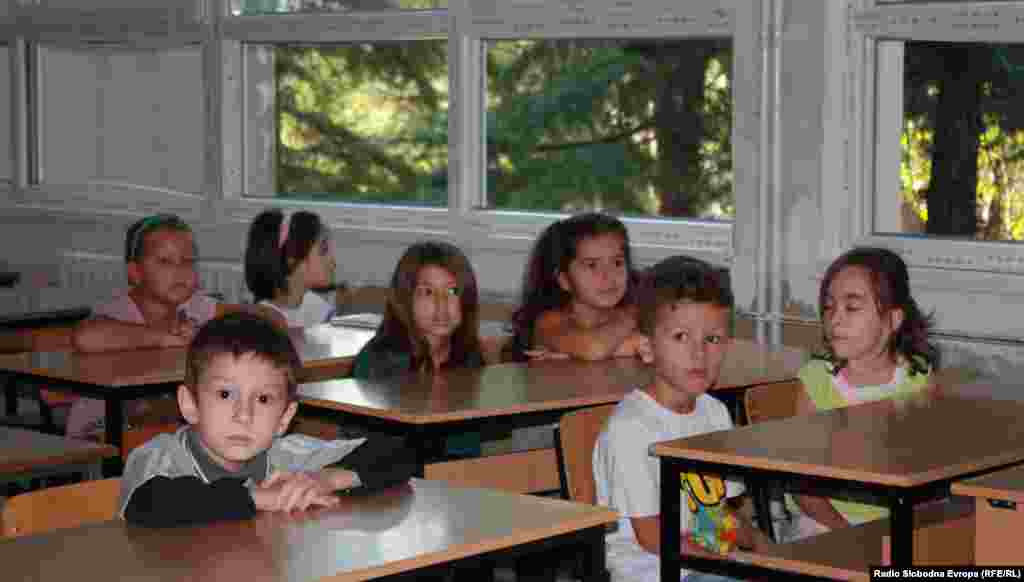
[593,256,770,582]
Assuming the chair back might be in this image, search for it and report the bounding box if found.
[743,380,802,424]
[557,404,616,505]
[2,478,121,538]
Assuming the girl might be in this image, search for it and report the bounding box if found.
[245,209,337,328]
[791,246,939,535]
[69,214,277,437]
[505,212,646,362]
[351,240,484,456]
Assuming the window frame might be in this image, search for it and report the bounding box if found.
[219,0,763,273]
[844,0,1024,277]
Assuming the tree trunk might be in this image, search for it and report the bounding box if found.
[926,45,983,237]
[651,42,715,218]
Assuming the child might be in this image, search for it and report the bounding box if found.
[67,214,282,438]
[505,212,647,362]
[791,246,939,534]
[245,209,337,328]
[119,312,415,527]
[351,240,484,457]
[593,255,767,582]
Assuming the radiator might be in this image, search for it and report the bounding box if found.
[31,251,253,311]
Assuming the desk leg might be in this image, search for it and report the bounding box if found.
[889,495,913,566]
[579,526,610,582]
[103,398,124,477]
[661,458,681,582]
[5,375,18,416]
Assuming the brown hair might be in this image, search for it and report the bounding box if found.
[637,255,734,336]
[369,241,482,373]
[817,246,937,376]
[184,312,301,400]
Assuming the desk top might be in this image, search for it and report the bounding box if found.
[952,464,1024,504]
[0,427,117,474]
[0,324,375,387]
[653,395,1024,488]
[299,339,803,423]
[0,479,616,582]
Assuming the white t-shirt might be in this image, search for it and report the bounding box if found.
[593,389,743,582]
[259,291,333,328]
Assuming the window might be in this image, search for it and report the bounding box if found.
[37,45,204,194]
[243,41,449,206]
[232,0,446,15]
[485,38,734,220]
[847,1,1024,273]
[875,39,1024,242]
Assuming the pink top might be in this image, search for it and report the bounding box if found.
[93,292,218,326]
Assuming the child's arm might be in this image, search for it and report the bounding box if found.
[327,434,417,491]
[791,383,853,530]
[533,305,639,361]
[72,317,193,352]
[123,476,258,527]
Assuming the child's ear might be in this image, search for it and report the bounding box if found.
[557,270,571,293]
[178,384,200,425]
[126,261,142,287]
[889,307,906,334]
[276,401,298,436]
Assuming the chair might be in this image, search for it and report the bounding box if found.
[743,380,803,541]
[555,404,616,504]
[2,477,121,538]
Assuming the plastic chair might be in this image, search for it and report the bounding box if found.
[2,477,121,538]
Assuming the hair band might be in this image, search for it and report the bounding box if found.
[278,211,291,249]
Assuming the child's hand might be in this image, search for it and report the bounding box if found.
[613,333,651,360]
[252,471,340,512]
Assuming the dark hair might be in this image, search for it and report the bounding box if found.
[125,214,193,263]
[505,212,635,360]
[637,255,734,336]
[244,209,328,302]
[368,240,482,373]
[817,246,938,376]
[185,312,301,401]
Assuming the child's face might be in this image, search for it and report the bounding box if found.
[412,264,463,345]
[127,228,198,308]
[824,265,904,364]
[296,236,336,290]
[178,353,297,472]
[558,233,628,311]
[649,301,731,397]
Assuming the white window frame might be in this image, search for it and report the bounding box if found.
[843,0,1024,278]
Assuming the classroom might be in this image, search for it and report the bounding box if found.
[2,1,1024,580]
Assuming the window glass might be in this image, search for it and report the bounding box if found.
[878,40,1024,241]
[485,38,733,220]
[246,41,449,205]
[233,0,445,15]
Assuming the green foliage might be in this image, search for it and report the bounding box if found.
[273,37,735,219]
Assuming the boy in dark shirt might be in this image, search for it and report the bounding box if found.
[119,312,415,526]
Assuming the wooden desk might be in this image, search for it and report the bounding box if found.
[653,396,1024,579]
[0,324,375,473]
[0,426,116,482]
[952,464,1024,565]
[0,479,616,582]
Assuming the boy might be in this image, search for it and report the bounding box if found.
[119,312,415,526]
[593,256,768,582]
